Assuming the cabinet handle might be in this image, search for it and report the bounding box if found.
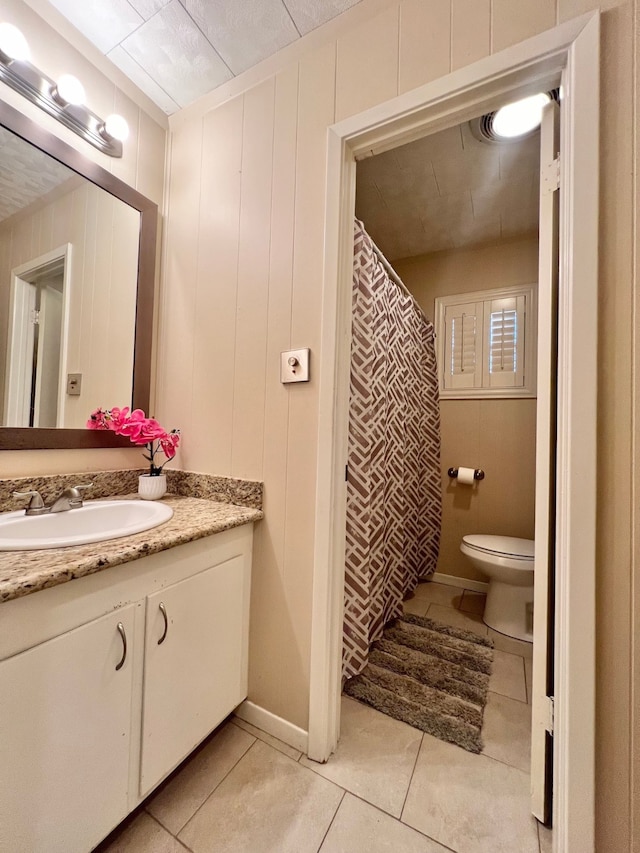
[158,602,168,645]
[115,622,127,671]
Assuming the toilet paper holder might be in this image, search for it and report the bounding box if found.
[448,467,485,480]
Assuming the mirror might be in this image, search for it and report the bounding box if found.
[0,98,157,450]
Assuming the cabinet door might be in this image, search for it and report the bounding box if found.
[0,605,135,853]
[141,555,248,794]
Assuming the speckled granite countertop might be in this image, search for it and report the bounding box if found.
[0,495,262,604]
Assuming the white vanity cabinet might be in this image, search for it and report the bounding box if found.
[0,523,253,853]
[141,554,249,795]
[0,605,136,853]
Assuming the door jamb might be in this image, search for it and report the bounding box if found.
[4,245,72,427]
[309,12,599,853]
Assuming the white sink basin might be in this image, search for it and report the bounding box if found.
[0,500,174,550]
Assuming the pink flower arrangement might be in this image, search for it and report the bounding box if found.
[87,407,180,476]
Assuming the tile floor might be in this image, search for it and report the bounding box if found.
[97,581,551,853]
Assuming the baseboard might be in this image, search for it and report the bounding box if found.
[234,700,309,754]
[431,572,489,593]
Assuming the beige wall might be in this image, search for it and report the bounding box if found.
[160,1,637,849]
[396,237,538,582]
[0,179,139,427]
[0,0,167,475]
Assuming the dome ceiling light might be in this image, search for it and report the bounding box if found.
[492,93,551,138]
[470,90,560,144]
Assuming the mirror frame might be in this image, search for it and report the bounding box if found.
[0,98,157,450]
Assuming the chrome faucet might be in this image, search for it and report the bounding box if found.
[12,490,47,516]
[13,483,93,516]
[49,484,93,513]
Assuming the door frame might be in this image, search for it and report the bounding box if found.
[308,11,599,853]
[4,244,72,427]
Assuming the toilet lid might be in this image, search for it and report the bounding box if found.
[462,534,535,560]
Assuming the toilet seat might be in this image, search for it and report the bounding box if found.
[462,534,534,562]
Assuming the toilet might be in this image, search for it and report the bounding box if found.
[460,535,535,642]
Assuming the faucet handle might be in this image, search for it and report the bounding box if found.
[65,482,93,505]
[12,490,46,513]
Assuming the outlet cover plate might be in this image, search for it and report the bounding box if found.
[280,348,310,383]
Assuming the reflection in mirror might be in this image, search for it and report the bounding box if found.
[0,125,140,429]
[0,98,157,450]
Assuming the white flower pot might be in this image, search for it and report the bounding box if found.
[138,473,167,501]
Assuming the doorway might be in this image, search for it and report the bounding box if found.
[344,105,542,820]
[3,245,71,428]
[309,13,599,853]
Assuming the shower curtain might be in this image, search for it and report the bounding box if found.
[342,221,442,680]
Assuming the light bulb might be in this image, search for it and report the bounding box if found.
[54,74,85,106]
[0,23,30,62]
[103,114,129,142]
[491,93,551,139]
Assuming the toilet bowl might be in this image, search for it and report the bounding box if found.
[460,534,535,642]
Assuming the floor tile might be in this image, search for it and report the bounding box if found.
[538,821,553,853]
[232,716,302,761]
[482,691,532,772]
[487,627,533,659]
[98,811,189,853]
[460,590,487,615]
[403,595,431,617]
[146,720,255,835]
[300,696,423,818]
[427,602,489,636]
[403,734,539,853]
[524,657,533,704]
[410,581,463,609]
[179,740,343,853]
[489,649,527,702]
[320,793,449,852]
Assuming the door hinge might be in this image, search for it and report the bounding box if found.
[546,695,555,734]
[542,156,560,193]
[30,308,40,326]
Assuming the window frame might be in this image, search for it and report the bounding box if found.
[435,283,537,399]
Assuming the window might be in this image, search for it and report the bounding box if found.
[435,285,536,399]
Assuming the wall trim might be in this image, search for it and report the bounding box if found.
[234,700,309,754]
[431,573,489,593]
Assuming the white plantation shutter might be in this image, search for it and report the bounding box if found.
[436,287,535,398]
[484,295,526,388]
[443,302,483,390]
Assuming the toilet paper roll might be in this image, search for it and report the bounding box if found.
[457,466,476,485]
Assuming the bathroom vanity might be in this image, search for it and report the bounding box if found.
[0,496,260,853]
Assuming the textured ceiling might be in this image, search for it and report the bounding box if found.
[356,119,540,261]
[46,0,363,114]
[0,126,75,221]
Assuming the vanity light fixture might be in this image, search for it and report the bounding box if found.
[102,113,129,142]
[0,23,126,157]
[51,73,86,107]
[0,22,30,62]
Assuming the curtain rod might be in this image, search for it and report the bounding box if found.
[367,233,433,328]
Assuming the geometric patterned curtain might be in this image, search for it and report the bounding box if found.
[343,220,442,680]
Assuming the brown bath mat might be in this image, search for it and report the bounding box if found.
[343,613,494,753]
